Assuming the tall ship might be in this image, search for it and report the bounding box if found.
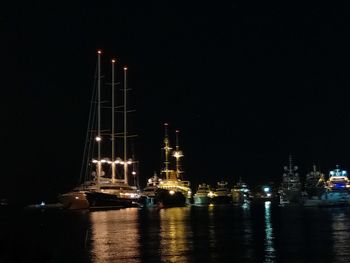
[193,183,213,205]
[59,51,140,210]
[278,156,302,205]
[231,178,251,204]
[304,165,350,207]
[142,124,191,208]
[212,181,232,205]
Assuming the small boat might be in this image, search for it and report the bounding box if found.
[303,165,350,207]
[59,51,140,210]
[140,173,161,207]
[193,183,213,205]
[252,184,277,203]
[278,155,302,205]
[231,178,251,204]
[212,181,232,205]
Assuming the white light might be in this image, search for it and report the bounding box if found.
[132,171,136,175]
[92,160,98,163]
[40,201,45,206]
[264,187,270,193]
[169,190,175,195]
[95,136,102,142]
[127,160,132,165]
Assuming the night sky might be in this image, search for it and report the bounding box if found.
[2,2,349,203]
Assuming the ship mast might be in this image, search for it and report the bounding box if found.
[96,50,102,184]
[111,58,116,183]
[173,130,184,179]
[123,66,128,184]
[163,123,172,180]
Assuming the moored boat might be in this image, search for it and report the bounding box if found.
[151,124,192,208]
[231,178,251,204]
[59,51,140,210]
[303,165,350,207]
[212,181,232,205]
[278,156,302,205]
[193,183,213,205]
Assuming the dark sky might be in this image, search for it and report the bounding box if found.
[1,2,349,203]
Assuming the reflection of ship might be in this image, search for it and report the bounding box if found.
[143,124,191,208]
[193,184,213,205]
[303,165,350,207]
[278,156,302,205]
[231,178,251,204]
[212,181,232,204]
[59,51,139,210]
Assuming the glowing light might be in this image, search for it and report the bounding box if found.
[127,160,133,165]
[40,201,45,206]
[92,159,98,163]
[97,50,102,54]
[95,136,102,142]
[124,66,128,71]
[208,191,215,198]
[132,171,136,175]
[112,59,116,63]
[264,187,270,193]
[169,190,175,195]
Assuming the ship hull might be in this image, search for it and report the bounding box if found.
[212,195,232,205]
[85,192,138,210]
[193,196,211,205]
[58,191,90,210]
[155,188,186,207]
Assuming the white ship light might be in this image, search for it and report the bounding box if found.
[132,171,136,175]
[208,191,215,198]
[92,159,98,163]
[95,136,102,142]
[267,193,272,197]
[342,171,347,175]
[127,159,133,165]
[330,171,335,176]
[264,187,270,193]
[169,190,175,195]
[40,201,45,206]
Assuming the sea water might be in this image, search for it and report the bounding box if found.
[1,203,350,262]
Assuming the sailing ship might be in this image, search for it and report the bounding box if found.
[145,124,191,208]
[278,156,302,205]
[303,165,350,207]
[212,181,232,204]
[193,183,213,205]
[231,178,251,204]
[59,50,140,210]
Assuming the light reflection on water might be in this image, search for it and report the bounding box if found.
[89,208,141,263]
[331,210,350,262]
[85,205,350,263]
[264,201,276,262]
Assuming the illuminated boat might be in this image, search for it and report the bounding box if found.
[147,124,192,208]
[212,181,232,204]
[278,156,302,205]
[304,165,326,198]
[231,178,251,204]
[193,183,213,205]
[140,173,161,207]
[303,166,350,207]
[59,51,140,210]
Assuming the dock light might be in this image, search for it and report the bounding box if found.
[169,190,175,195]
[95,136,102,142]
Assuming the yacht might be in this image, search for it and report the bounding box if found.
[59,51,140,210]
[148,124,192,208]
[278,155,302,205]
[212,181,232,204]
[193,183,213,205]
[231,178,251,204]
[304,165,350,207]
